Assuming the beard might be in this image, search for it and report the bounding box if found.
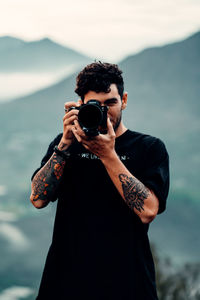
[113,111,122,132]
[99,111,122,134]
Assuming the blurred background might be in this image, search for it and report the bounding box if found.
[0,0,200,299]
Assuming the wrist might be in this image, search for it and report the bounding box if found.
[54,145,71,160]
[100,150,119,165]
[58,139,71,151]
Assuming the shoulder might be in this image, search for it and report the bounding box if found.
[31,133,63,181]
[48,133,63,148]
[126,129,164,145]
[43,133,63,157]
[127,129,169,158]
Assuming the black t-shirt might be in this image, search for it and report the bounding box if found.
[32,129,169,300]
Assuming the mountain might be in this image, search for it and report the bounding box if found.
[119,31,200,192]
[0,36,91,72]
[0,36,25,51]
[120,31,200,118]
[0,31,200,292]
[1,31,199,196]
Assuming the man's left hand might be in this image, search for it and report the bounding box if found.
[72,118,116,160]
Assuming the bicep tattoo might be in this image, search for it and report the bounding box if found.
[119,174,150,212]
[32,153,66,202]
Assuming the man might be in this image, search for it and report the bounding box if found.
[30,62,169,299]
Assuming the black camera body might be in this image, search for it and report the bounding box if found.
[69,100,108,136]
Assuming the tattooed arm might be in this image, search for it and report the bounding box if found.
[30,101,81,209]
[101,152,159,223]
[30,149,66,209]
[72,118,159,224]
[72,118,159,223]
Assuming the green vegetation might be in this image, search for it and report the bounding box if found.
[152,244,200,300]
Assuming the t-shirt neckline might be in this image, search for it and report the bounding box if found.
[115,129,131,144]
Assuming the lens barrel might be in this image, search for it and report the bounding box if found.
[69,100,108,136]
[78,103,102,129]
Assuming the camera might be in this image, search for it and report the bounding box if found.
[69,100,108,136]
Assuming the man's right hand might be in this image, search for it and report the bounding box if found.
[58,101,82,151]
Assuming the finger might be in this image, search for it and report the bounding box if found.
[64,108,79,115]
[82,143,89,150]
[65,99,82,108]
[74,120,96,142]
[107,117,115,136]
[71,127,82,143]
[63,110,79,120]
[74,119,81,129]
[64,101,78,110]
[74,120,85,137]
[63,109,79,120]
[63,114,78,125]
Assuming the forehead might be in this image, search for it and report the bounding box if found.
[84,84,120,103]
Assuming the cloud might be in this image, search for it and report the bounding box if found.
[0,0,199,60]
[0,222,30,250]
[0,286,34,300]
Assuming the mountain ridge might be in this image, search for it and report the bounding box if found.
[0,30,199,269]
[2,29,199,104]
[121,30,200,62]
[0,36,91,72]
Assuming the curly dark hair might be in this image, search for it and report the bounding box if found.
[75,61,124,101]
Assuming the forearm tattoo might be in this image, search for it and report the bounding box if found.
[119,174,150,212]
[57,141,69,151]
[32,153,66,202]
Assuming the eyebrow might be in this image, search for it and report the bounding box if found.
[104,98,118,104]
[86,97,119,104]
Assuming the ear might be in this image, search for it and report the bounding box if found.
[121,92,128,110]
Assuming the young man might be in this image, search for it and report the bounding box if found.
[30,62,169,299]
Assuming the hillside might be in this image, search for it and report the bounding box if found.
[119,31,200,193]
[0,36,90,72]
[1,31,199,195]
[0,30,200,285]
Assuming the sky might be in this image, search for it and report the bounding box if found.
[0,0,200,61]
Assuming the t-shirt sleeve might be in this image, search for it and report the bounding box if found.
[31,134,63,201]
[141,138,170,214]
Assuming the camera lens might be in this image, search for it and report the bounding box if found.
[78,104,102,129]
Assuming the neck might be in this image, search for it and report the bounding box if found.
[115,122,127,138]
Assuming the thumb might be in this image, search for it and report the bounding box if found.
[107,117,115,136]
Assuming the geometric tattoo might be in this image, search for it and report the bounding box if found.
[119,174,150,212]
[32,153,66,202]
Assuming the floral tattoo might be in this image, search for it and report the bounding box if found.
[119,174,150,212]
[32,153,66,202]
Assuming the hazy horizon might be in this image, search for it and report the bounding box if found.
[0,0,199,61]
